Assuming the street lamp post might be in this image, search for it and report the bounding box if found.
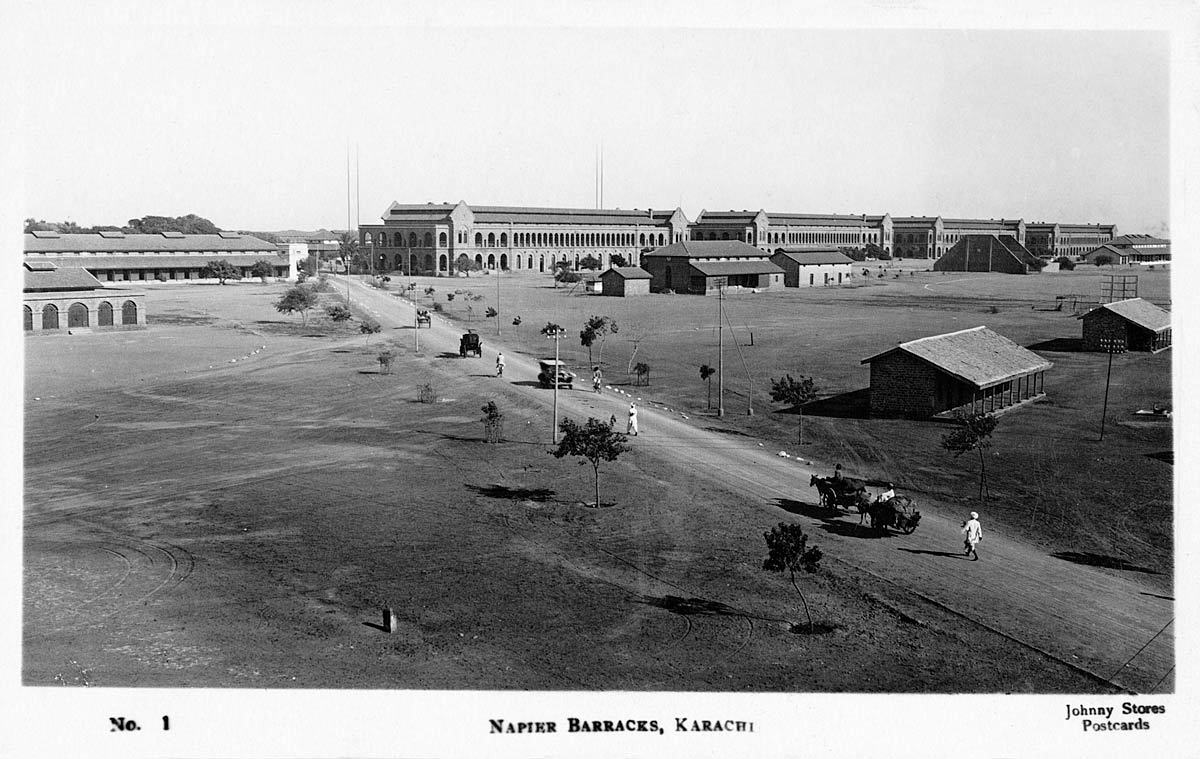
[543,325,566,443]
[1098,335,1126,441]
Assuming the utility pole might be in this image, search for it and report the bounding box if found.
[495,261,501,336]
[717,285,725,418]
[544,325,566,442]
[1098,335,1126,440]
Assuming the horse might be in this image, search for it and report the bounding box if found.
[809,474,838,509]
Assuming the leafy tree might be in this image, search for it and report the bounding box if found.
[609,253,628,268]
[337,231,360,274]
[424,286,436,300]
[127,214,220,234]
[249,259,276,282]
[481,401,504,443]
[840,246,867,262]
[324,304,352,322]
[455,253,474,276]
[485,306,498,319]
[201,259,241,285]
[552,416,631,508]
[512,316,522,327]
[377,351,395,375]
[446,293,456,302]
[770,374,818,443]
[699,364,716,410]
[275,285,319,325]
[633,361,651,386]
[940,410,998,500]
[360,320,382,343]
[762,522,823,632]
[1054,257,1076,271]
[579,254,601,270]
[580,315,618,366]
[1093,253,1115,267]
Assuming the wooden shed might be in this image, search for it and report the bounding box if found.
[600,267,652,296]
[862,326,1051,419]
[1080,298,1171,352]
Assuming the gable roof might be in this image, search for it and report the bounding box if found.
[772,249,854,265]
[601,266,652,279]
[24,233,278,253]
[1085,298,1171,332]
[642,240,767,259]
[940,234,1042,270]
[24,265,104,292]
[689,259,784,276]
[862,326,1052,389]
[1107,234,1169,247]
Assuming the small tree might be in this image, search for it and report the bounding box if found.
[485,306,498,320]
[360,320,382,343]
[610,253,627,268]
[700,364,716,410]
[446,293,456,302]
[325,304,352,322]
[481,401,504,443]
[1093,253,1115,267]
[250,259,275,282]
[275,285,319,325]
[1055,256,1076,271]
[633,362,650,386]
[552,416,631,508]
[940,410,999,501]
[762,522,823,632]
[512,316,522,327]
[579,254,601,270]
[580,315,618,366]
[337,231,359,274]
[770,374,818,443]
[377,350,394,375]
[201,259,241,285]
[425,286,436,300]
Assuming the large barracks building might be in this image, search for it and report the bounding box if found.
[359,201,1117,276]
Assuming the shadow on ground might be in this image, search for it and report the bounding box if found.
[898,548,968,560]
[799,389,871,419]
[465,483,557,502]
[773,498,889,540]
[1145,451,1173,465]
[1052,551,1162,574]
[1027,337,1084,352]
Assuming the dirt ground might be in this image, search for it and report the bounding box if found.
[23,275,1171,692]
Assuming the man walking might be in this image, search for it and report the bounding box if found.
[495,352,505,377]
[592,366,603,394]
[962,511,983,561]
[627,402,639,436]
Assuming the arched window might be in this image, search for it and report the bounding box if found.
[23,305,32,331]
[439,254,448,272]
[658,233,665,246]
[487,233,496,247]
[68,302,89,328]
[364,232,373,245]
[423,232,433,248]
[409,232,419,247]
[121,300,137,324]
[475,254,483,267]
[487,253,496,269]
[42,303,59,330]
[527,255,532,269]
[438,231,447,247]
[475,232,483,247]
[499,253,508,270]
[500,233,508,247]
[639,233,646,246]
[721,232,729,240]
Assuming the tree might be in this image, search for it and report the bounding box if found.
[579,254,601,270]
[481,401,504,443]
[762,522,823,632]
[455,254,476,276]
[699,364,716,410]
[864,242,883,260]
[633,362,651,386]
[579,315,618,366]
[275,285,319,325]
[377,351,395,375]
[1054,257,1076,271]
[337,231,359,274]
[249,259,275,282]
[485,306,498,320]
[201,259,241,285]
[552,260,577,286]
[360,320,382,343]
[324,304,352,322]
[127,214,220,234]
[1093,253,1115,267]
[609,253,628,268]
[770,374,818,443]
[553,416,631,508]
[940,410,998,501]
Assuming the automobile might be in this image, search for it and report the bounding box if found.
[537,359,575,389]
[459,330,482,357]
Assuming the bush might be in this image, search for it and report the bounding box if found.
[1055,257,1076,271]
[155,273,169,282]
[377,351,394,375]
[325,304,352,322]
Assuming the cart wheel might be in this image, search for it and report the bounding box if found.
[902,524,917,534]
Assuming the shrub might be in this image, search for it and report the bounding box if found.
[1055,257,1076,271]
[155,273,169,282]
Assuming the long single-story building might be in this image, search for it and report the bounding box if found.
[769,248,855,287]
[600,266,652,296]
[641,240,783,294]
[23,262,146,333]
[1082,235,1171,266]
[932,234,1043,274]
[24,231,298,282]
[1080,298,1171,353]
[862,326,1052,419]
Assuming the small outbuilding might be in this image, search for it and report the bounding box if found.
[861,326,1052,419]
[23,262,147,333]
[600,266,652,296]
[1080,298,1171,353]
[769,248,855,287]
[933,234,1043,274]
[641,240,783,294]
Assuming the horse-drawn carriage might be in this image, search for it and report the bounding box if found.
[416,309,431,328]
[809,474,921,534]
[459,330,482,357]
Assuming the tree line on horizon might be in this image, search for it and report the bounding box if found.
[23,214,283,243]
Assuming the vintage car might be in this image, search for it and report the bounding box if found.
[416,309,431,328]
[459,330,482,357]
[537,359,575,388]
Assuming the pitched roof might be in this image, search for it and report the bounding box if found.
[642,240,767,259]
[601,266,652,279]
[772,249,855,265]
[1087,298,1171,332]
[692,211,761,225]
[766,213,879,227]
[23,254,283,270]
[24,265,104,292]
[1107,234,1169,247]
[941,234,1042,270]
[689,259,784,276]
[862,326,1052,389]
[24,233,278,253]
[383,202,678,227]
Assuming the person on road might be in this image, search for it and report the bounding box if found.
[592,366,603,393]
[496,352,505,377]
[609,414,617,428]
[627,403,639,436]
[876,482,895,504]
[962,511,983,560]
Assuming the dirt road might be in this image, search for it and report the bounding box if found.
[343,275,1172,693]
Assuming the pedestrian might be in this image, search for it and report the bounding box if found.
[627,402,638,436]
[609,414,617,428]
[962,511,983,560]
[592,366,602,393]
[495,352,505,377]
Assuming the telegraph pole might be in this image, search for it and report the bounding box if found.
[717,285,725,418]
[1098,335,1126,440]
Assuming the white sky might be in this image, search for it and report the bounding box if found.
[11,3,1183,236]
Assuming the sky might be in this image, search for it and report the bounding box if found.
[11,3,1183,237]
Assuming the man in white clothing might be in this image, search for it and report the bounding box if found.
[962,511,983,561]
[627,403,638,436]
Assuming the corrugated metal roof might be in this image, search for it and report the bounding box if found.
[643,240,766,259]
[862,326,1052,389]
[690,259,784,276]
[772,249,855,265]
[1108,234,1170,246]
[1089,298,1171,332]
[471,206,670,226]
[767,213,877,227]
[25,254,283,270]
[24,233,279,253]
[24,266,104,292]
[601,266,652,279]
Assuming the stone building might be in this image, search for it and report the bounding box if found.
[862,326,1051,419]
[641,240,783,294]
[933,235,1043,274]
[1025,222,1118,260]
[891,217,1027,260]
[1080,298,1171,353]
[23,262,146,333]
[599,267,652,296]
[24,231,295,282]
[769,248,855,287]
[358,201,689,276]
[689,210,893,256]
